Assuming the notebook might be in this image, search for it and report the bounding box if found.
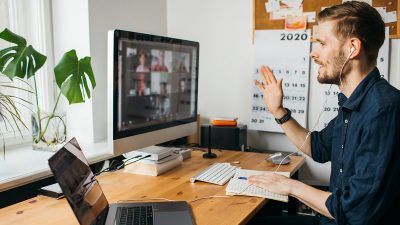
[48,138,195,225]
[226,169,290,202]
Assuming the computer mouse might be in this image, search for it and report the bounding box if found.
[266,152,291,165]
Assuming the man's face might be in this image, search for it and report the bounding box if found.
[310,20,346,85]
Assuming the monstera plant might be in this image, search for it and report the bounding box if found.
[0,28,96,152]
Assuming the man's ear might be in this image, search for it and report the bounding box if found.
[348,38,362,59]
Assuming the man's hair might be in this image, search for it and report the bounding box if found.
[317,1,385,64]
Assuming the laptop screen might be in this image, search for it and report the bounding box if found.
[48,138,109,225]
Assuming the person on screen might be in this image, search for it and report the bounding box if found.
[179,78,187,93]
[177,55,188,73]
[156,82,170,114]
[153,50,169,72]
[136,50,150,72]
[249,2,400,225]
[134,73,150,96]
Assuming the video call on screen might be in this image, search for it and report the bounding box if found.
[117,39,197,132]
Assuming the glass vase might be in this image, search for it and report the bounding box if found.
[31,111,67,152]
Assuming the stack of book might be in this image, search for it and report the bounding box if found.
[124,153,183,176]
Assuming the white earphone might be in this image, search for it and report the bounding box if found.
[349,46,355,57]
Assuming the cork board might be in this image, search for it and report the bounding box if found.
[254,0,400,38]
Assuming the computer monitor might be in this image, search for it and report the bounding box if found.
[107,29,199,156]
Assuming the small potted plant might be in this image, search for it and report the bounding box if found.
[0,28,96,152]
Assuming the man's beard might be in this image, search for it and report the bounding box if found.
[317,50,346,85]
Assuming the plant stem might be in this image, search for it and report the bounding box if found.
[39,91,62,141]
[33,76,41,143]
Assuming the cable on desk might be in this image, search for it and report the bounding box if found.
[94,154,151,176]
[189,195,231,203]
[123,155,151,167]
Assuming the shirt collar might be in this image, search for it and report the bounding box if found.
[339,67,381,111]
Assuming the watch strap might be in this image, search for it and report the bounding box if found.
[275,108,291,124]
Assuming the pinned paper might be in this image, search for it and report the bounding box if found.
[265,0,280,13]
[385,11,397,23]
[285,15,307,30]
[303,12,316,22]
[281,0,303,8]
[375,7,387,20]
[270,5,303,20]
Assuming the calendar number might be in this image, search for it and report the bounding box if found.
[280,33,308,41]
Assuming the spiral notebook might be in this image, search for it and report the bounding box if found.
[226,169,290,202]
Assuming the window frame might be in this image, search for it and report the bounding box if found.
[0,0,57,148]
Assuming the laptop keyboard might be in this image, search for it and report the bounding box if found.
[117,206,153,225]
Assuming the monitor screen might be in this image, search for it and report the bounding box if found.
[108,30,199,155]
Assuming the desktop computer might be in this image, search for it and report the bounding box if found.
[108,29,199,156]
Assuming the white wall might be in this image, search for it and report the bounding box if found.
[167,0,400,185]
[52,0,93,143]
[88,0,168,142]
[52,0,167,143]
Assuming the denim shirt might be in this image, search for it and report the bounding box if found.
[311,68,400,225]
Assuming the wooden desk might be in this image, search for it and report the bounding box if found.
[0,150,304,225]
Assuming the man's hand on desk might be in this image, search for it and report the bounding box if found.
[248,171,294,196]
[249,172,334,219]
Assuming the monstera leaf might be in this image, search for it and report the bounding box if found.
[54,50,96,104]
[0,28,47,80]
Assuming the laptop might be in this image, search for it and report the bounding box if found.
[48,138,195,225]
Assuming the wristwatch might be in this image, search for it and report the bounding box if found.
[275,108,291,124]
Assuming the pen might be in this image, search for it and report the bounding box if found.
[238,176,247,180]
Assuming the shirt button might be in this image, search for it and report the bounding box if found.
[341,145,344,149]
[340,169,343,173]
[344,119,348,124]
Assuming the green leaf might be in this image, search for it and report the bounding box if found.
[0,28,47,79]
[54,50,96,104]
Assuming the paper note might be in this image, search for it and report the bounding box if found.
[270,5,303,20]
[285,15,307,30]
[385,11,397,23]
[265,0,280,13]
[375,7,387,20]
[281,0,303,8]
[303,11,316,22]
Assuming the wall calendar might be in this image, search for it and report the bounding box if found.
[251,30,311,133]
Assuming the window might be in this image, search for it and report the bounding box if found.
[0,0,56,148]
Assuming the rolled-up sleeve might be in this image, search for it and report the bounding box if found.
[311,117,337,163]
[325,105,400,225]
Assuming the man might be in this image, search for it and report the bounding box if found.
[250,1,400,225]
[134,73,149,96]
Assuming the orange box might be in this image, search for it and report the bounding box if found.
[212,117,238,126]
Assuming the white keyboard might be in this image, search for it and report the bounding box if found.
[190,163,239,185]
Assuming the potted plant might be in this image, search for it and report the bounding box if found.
[0,28,96,152]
